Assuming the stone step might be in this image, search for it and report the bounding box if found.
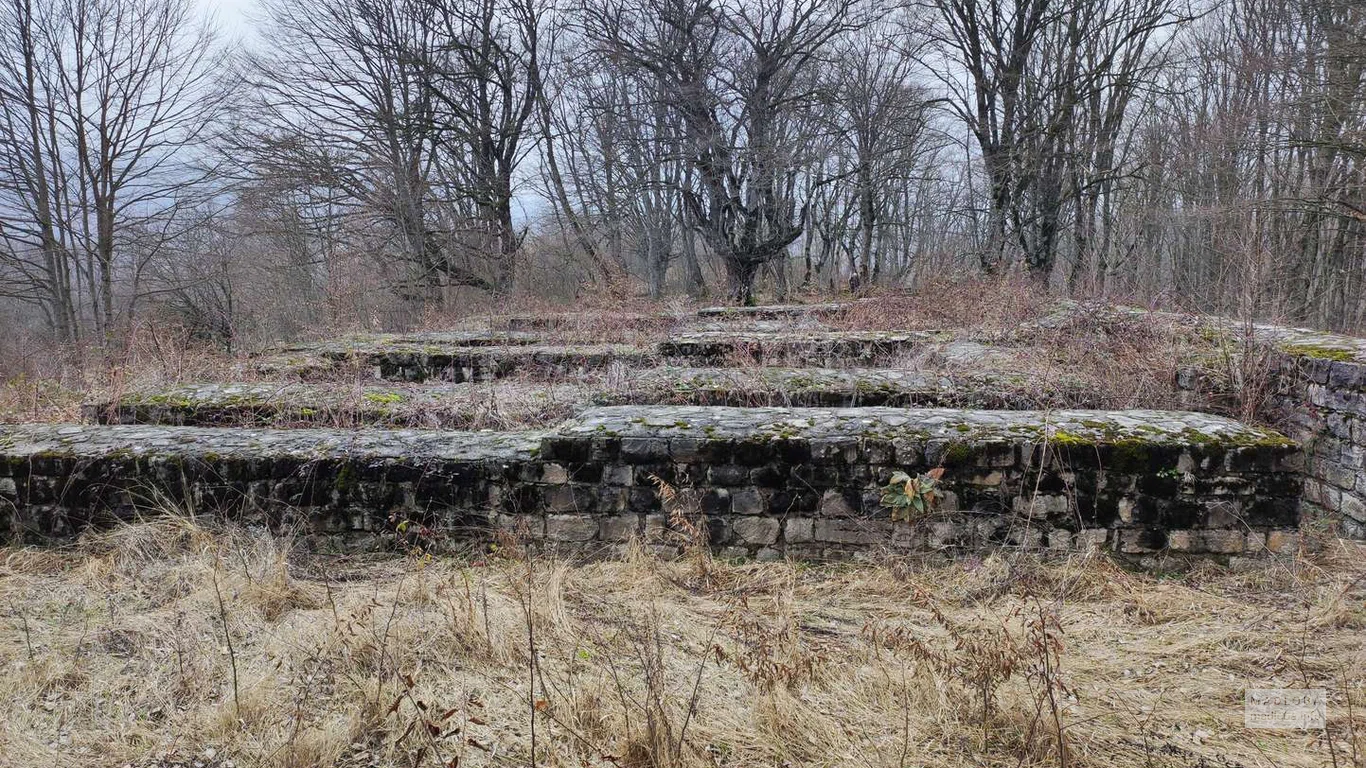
[490,312,680,333]
[264,330,543,353]
[83,382,595,430]
[83,366,1105,431]
[629,367,1096,408]
[658,330,944,365]
[1,407,1301,561]
[245,343,654,382]
[696,301,867,319]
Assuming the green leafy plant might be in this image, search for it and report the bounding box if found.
[880,467,945,521]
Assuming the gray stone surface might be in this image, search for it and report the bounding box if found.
[0,406,1300,559]
[0,422,541,462]
[556,405,1292,446]
[84,381,593,429]
[1269,350,1366,537]
[622,366,1156,409]
[248,342,654,382]
[658,330,944,365]
[1046,301,1366,540]
[696,302,868,319]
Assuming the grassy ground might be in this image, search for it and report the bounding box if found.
[0,519,1361,768]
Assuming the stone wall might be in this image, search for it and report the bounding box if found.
[1267,347,1366,538]
[536,407,1301,561]
[0,425,537,547]
[249,342,652,382]
[1,407,1302,561]
[659,331,942,366]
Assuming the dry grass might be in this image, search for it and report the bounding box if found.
[0,518,1362,768]
[0,275,1318,427]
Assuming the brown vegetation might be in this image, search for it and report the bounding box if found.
[0,515,1361,767]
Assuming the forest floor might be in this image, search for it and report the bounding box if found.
[0,518,1362,768]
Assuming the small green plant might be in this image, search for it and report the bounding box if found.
[880,467,945,521]
[364,391,405,405]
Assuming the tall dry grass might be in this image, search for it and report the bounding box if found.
[0,514,1361,768]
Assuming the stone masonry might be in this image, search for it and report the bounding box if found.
[1262,335,1366,538]
[0,407,1301,560]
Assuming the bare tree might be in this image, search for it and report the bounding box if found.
[0,0,226,343]
[918,0,1188,282]
[590,0,867,304]
[240,0,542,306]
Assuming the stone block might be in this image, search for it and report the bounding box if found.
[599,516,640,542]
[495,513,543,537]
[1202,499,1243,528]
[1302,479,1342,509]
[815,518,890,545]
[1013,494,1068,517]
[594,487,629,513]
[621,437,668,463]
[732,516,780,545]
[1046,531,1074,551]
[1329,361,1366,389]
[890,524,925,549]
[861,439,895,464]
[965,471,1004,486]
[668,438,704,462]
[543,486,579,513]
[0,477,15,499]
[981,443,1017,468]
[811,438,859,464]
[731,488,765,515]
[1118,528,1165,553]
[643,513,668,539]
[602,464,634,486]
[1077,528,1110,551]
[1201,529,1245,554]
[928,521,964,548]
[700,488,730,515]
[892,439,924,466]
[1011,527,1045,549]
[818,490,857,518]
[1167,530,1197,552]
[546,514,598,542]
[772,515,813,545]
[1342,493,1366,523]
[1265,529,1300,554]
[540,463,569,484]
[708,464,749,485]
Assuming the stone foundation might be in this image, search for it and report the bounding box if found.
[659,331,942,366]
[0,407,1301,560]
[695,302,865,319]
[1264,340,1366,538]
[251,343,653,382]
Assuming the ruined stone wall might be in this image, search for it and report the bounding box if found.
[534,407,1302,562]
[1271,353,1366,538]
[1,408,1302,561]
[0,426,536,549]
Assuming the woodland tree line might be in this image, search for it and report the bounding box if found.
[0,0,1363,349]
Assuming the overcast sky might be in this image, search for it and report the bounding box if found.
[204,0,256,34]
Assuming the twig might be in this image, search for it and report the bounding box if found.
[212,563,241,719]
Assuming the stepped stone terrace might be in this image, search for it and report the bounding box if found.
[3,298,1365,558]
